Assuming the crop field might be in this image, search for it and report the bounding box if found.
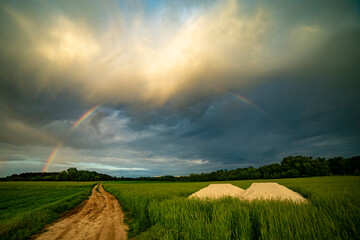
[103,176,360,240]
[0,181,95,240]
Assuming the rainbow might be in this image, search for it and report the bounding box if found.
[226,90,265,114]
[42,142,62,172]
[70,104,103,132]
[42,104,103,172]
[210,85,265,114]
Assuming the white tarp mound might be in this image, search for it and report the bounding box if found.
[240,182,306,203]
[188,184,245,199]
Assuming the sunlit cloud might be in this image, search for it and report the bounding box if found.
[37,17,100,64]
[0,0,329,108]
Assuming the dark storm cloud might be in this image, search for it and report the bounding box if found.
[122,75,360,170]
[118,18,360,169]
[0,0,360,177]
[0,85,98,147]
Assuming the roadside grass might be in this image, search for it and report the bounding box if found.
[0,181,95,240]
[104,176,360,240]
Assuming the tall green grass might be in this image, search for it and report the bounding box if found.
[0,181,95,240]
[104,176,360,239]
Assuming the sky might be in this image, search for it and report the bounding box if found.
[0,0,359,177]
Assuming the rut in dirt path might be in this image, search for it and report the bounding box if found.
[36,183,128,240]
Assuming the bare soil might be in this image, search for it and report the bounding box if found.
[35,183,128,240]
[189,184,245,199]
[189,183,306,203]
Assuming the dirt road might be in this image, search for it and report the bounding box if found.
[36,184,128,240]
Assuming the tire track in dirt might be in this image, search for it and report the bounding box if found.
[35,183,128,240]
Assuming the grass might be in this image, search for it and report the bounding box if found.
[103,176,360,240]
[0,181,95,240]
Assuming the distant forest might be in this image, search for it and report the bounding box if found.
[0,168,114,181]
[1,156,359,182]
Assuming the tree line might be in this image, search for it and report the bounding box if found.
[129,156,360,182]
[0,168,114,181]
[1,156,359,182]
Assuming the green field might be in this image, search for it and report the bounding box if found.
[1,177,358,240]
[0,181,95,240]
[103,176,360,240]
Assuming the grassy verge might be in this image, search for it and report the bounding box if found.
[0,182,95,240]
